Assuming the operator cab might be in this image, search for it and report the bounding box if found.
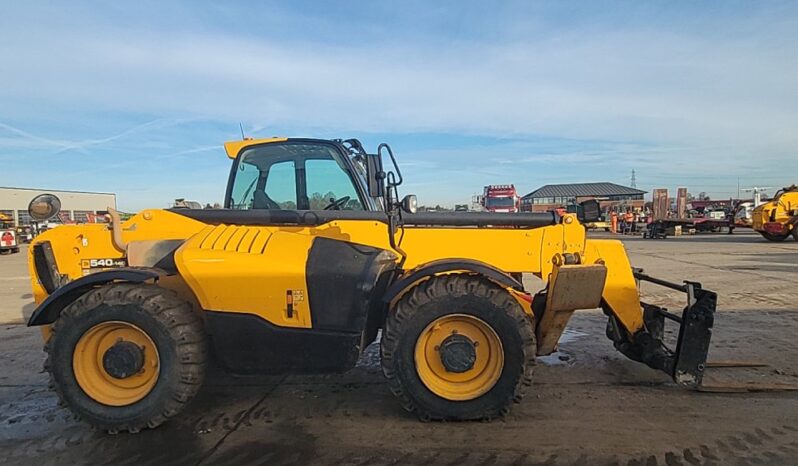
[225,139,380,212]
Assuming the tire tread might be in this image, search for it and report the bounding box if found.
[45,283,206,433]
[381,275,536,421]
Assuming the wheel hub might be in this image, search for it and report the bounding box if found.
[414,314,504,401]
[438,334,477,373]
[102,340,145,379]
[73,321,161,406]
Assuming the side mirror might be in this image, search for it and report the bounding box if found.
[578,199,601,222]
[401,194,417,214]
[28,194,62,222]
[366,152,386,198]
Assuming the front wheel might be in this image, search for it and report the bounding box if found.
[46,283,207,432]
[381,275,536,421]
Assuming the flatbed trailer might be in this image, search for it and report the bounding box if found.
[643,218,731,238]
[691,218,731,232]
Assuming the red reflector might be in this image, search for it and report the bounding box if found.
[517,292,533,303]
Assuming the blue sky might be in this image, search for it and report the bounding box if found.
[1,1,797,210]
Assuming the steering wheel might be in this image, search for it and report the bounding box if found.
[324,196,351,210]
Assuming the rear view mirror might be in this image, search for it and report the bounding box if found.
[28,194,62,222]
[366,153,385,198]
[579,199,601,223]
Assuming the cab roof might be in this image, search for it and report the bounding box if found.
[223,137,288,159]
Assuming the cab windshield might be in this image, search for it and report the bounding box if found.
[486,197,516,209]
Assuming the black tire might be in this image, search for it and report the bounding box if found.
[760,231,789,242]
[381,275,536,421]
[45,283,207,432]
[792,226,798,241]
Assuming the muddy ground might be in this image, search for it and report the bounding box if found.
[1,230,797,465]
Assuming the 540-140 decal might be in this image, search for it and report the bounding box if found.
[81,258,127,275]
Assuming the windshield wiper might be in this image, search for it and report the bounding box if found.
[238,178,258,208]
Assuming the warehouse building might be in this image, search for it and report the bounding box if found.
[521,182,646,213]
[0,187,116,225]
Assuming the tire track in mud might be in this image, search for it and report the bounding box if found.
[3,316,798,465]
[3,392,798,465]
[194,375,287,466]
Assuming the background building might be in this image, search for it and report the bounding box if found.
[0,187,117,225]
[521,182,646,213]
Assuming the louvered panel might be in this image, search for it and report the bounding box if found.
[199,224,227,249]
[225,227,249,252]
[236,228,260,253]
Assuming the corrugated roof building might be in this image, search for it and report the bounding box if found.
[521,182,646,213]
[0,187,117,225]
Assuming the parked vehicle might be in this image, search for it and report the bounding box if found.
[752,185,798,241]
[26,137,717,433]
[0,213,20,255]
[481,184,520,212]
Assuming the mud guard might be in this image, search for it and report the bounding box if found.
[382,258,523,305]
[27,268,164,326]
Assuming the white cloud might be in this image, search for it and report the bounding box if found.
[2,9,797,153]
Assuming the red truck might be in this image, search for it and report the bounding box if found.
[481,184,520,213]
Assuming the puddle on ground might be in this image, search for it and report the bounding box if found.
[537,328,588,366]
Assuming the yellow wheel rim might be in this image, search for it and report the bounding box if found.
[414,314,504,401]
[73,321,160,406]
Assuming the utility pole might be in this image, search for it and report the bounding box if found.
[630,169,637,188]
[742,187,771,206]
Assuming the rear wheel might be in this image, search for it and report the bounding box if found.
[760,231,789,242]
[792,226,798,241]
[381,275,535,420]
[46,283,206,432]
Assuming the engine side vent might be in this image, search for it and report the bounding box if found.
[197,225,272,254]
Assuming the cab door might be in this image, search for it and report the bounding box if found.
[300,156,364,211]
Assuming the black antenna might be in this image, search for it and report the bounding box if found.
[239,122,245,140]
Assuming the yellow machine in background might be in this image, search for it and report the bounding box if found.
[752,185,798,242]
[25,138,717,432]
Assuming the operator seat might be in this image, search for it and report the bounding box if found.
[253,190,281,210]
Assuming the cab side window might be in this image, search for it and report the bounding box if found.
[230,160,297,210]
[305,158,363,210]
[261,161,297,209]
[230,161,260,210]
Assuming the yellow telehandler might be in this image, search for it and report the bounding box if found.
[26,138,716,432]
[752,185,798,241]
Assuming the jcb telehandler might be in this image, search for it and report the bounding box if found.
[752,184,798,242]
[26,138,716,432]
